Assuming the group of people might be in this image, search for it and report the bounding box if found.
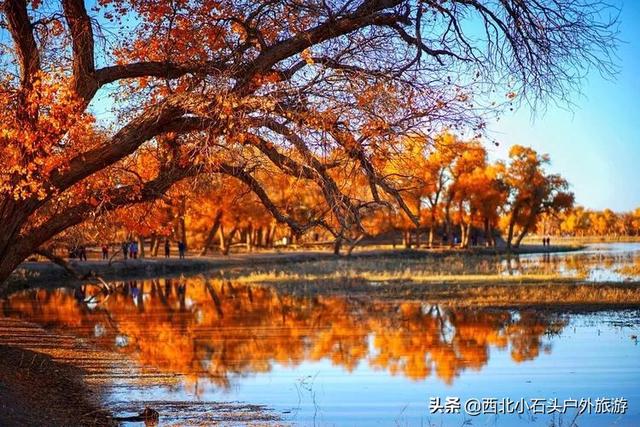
[69,245,88,261]
[542,237,552,246]
[121,240,140,259]
[162,239,187,258]
[121,239,187,260]
[70,239,188,261]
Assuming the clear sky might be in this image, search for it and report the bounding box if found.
[485,0,640,212]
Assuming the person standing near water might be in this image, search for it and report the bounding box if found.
[178,241,186,259]
[101,244,109,260]
[130,240,138,259]
[121,241,128,260]
[164,239,170,258]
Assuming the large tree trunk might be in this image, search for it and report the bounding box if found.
[0,248,31,287]
[346,234,364,256]
[0,208,37,286]
[0,237,53,292]
[151,237,160,257]
[266,222,277,248]
[138,235,145,258]
[200,209,223,256]
[245,223,253,252]
[402,230,412,249]
[0,159,196,291]
[506,220,516,252]
[513,209,539,249]
[179,196,187,246]
[218,225,225,252]
[333,236,343,255]
[483,217,494,247]
[444,198,453,247]
[506,206,521,252]
[222,226,237,255]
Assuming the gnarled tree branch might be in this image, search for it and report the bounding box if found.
[62,0,97,101]
[3,0,40,88]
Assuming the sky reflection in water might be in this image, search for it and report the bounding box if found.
[503,243,640,281]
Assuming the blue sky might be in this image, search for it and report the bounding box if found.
[486,0,640,212]
[82,1,638,212]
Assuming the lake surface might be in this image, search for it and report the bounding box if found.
[1,243,640,426]
[504,242,640,281]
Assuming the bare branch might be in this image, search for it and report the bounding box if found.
[235,0,407,91]
[61,0,97,100]
[3,0,40,87]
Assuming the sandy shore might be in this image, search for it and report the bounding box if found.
[0,316,280,426]
[0,317,115,426]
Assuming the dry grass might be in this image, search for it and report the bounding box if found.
[222,252,594,285]
[230,268,581,285]
[437,283,640,307]
[218,255,640,307]
[255,277,640,307]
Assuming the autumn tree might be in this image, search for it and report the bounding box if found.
[559,206,591,237]
[445,141,488,247]
[422,134,462,247]
[0,0,618,287]
[502,146,574,250]
[473,162,508,247]
[381,132,463,248]
[631,208,640,236]
[447,142,509,248]
[379,133,432,248]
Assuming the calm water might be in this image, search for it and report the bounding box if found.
[1,243,640,426]
[505,243,640,281]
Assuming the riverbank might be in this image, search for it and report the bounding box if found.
[0,317,115,426]
[5,244,582,294]
[0,316,280,426]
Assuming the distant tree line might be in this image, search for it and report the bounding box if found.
[57,135,576,255]
[535,208,640,238]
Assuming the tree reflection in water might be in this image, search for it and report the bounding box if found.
[1,278,565,388]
